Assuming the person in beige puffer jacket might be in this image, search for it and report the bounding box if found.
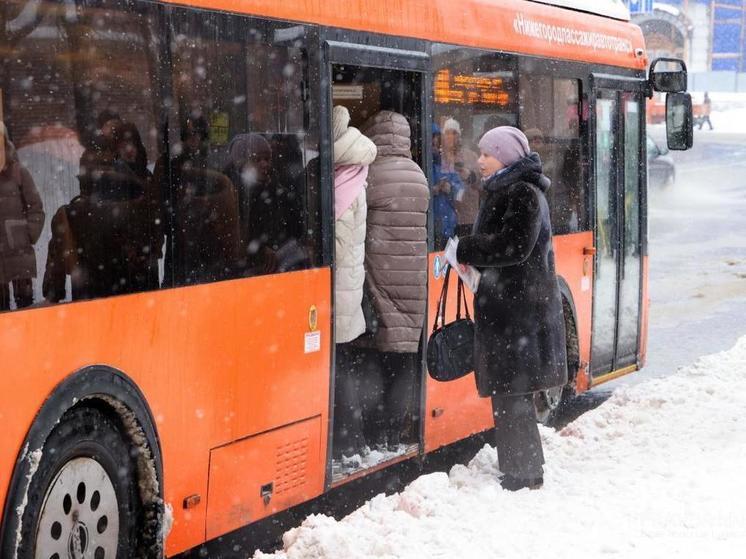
[358,111,430,448]
[361,111,430,352]
[332,105,377,459]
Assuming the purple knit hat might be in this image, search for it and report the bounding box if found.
[479,126,530,167]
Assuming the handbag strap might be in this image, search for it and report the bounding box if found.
[432,265,451,333]
[456,277,471,320]
[432,266,474,332]
[456,276,461,319]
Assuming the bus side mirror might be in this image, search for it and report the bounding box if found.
[666,92,693,151]
[648,58,687,93]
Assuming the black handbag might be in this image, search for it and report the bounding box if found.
[427,266,475,381]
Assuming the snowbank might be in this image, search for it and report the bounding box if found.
[256,337,746,558]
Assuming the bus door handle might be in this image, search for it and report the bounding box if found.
[583,247,596,256]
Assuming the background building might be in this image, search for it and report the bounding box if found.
[626,0,746,90]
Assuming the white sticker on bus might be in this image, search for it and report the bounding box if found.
[305,331,321,353]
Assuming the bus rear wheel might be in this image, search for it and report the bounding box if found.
[16,406,141,559]
[534,298,579,426]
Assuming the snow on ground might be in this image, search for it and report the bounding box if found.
[703,106,746,135]
[693,92,746,135]
[256,337,746,559]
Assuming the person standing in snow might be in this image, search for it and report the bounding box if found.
[358,110,430,449]
[698,92,713,131]
[332,105,378,458]
[455,126,567,490]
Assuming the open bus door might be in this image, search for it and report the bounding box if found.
[323,40,430,485]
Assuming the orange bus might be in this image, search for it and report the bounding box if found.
[0,1,692,557]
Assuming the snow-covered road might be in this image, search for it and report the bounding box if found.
[257,336,746,559]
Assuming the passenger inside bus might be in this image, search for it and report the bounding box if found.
[0,123,44,311]
[357,110,430,451]
[224,133,271,272]
[43,137,158,302]
[432,118,461,247]
[112,122,162,290]
[223,133,308,275]
[160,114,240,287]
[331,105,377,460]
[441,118,480,238]
[270,133,306,191]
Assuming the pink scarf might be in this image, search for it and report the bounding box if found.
[334,164,368,220]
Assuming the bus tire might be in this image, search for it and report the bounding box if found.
[534,296,580,426]
[14,405,142,559]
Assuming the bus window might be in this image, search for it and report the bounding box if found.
[165,9,320,286]
[519,76,587,234]
[432,47,518,250]
[1,0,164,309]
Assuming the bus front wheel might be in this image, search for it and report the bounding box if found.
[15,406,141,559]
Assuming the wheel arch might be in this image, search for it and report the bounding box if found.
[0,365,164,557]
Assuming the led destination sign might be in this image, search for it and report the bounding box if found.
[434,69,512,106]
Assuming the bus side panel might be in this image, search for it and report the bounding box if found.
[424,253,492,453]
[206,415,323,540]
[554,231,594,393]
[163,0,647,71]
[0,268,331,556]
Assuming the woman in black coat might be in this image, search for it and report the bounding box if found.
[456,126,567,491]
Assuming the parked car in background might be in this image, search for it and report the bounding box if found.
[647,135,675,189]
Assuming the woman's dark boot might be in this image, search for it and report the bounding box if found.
[500,474,543,491]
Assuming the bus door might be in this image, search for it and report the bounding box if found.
[590,81,645,379]
[324,41,430,483]
[591,80,645,379]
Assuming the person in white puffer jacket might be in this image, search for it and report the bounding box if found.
[332,105,377,459]
[333,105,377,344]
